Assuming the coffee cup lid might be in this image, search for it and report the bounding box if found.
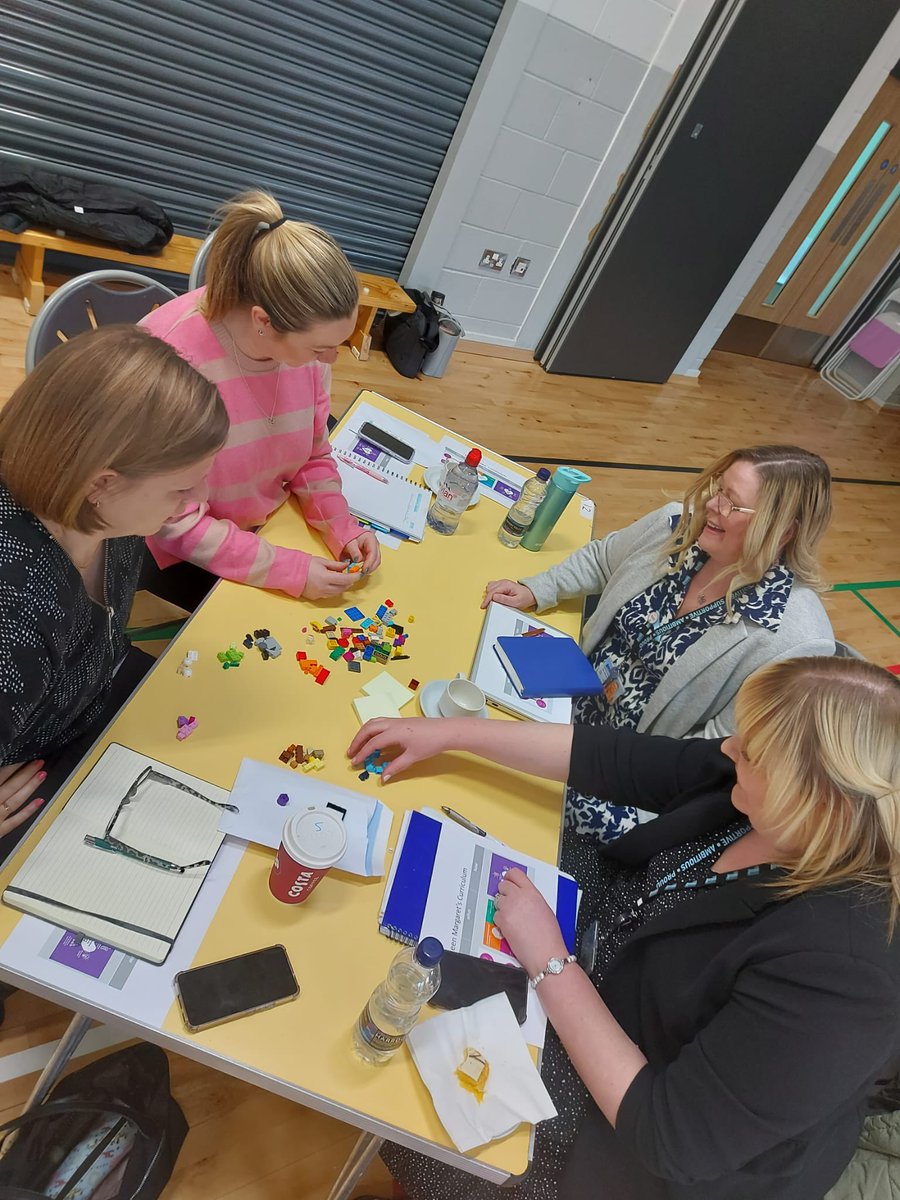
[282,808,347,869]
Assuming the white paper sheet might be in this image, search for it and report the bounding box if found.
[220,758,392,878]
[330,397,439,471]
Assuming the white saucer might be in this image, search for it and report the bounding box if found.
[418,679,489,719]
[423,466,480,507]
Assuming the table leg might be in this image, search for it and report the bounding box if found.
[325,1130,385,1200]
[11,244,45,315]
[22,1012,93,1112]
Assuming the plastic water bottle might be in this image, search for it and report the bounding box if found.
[498,467,551,547]
[353,937,444,1064]
[426,449,482,535]
[520,466,592,551]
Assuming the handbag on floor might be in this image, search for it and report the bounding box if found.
[0,1043,187,1200]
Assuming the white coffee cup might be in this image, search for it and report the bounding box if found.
[438,674,487,718]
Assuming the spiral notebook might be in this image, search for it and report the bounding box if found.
[335,452,430,541]
[379,809,578,957]
[2,743,230,964]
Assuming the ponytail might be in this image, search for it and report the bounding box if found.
[199,190,358,332]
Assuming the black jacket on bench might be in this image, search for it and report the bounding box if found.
[0,482,143,764]
[560,725,900,1200]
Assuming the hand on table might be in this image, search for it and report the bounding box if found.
[493,868,568,978]
[0,761,46,838]
[347,717,457,782]
[303,556,357,599]
[482,579,537,611]
[342,530,381,575]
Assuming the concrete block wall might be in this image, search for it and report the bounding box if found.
[404,0,688,346]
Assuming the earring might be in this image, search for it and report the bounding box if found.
[90,498,101,507]
[258,328,264,336]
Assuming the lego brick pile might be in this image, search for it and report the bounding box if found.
[278,744,326,772]
[295,598,413,686]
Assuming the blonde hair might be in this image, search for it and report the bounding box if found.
[664,445,832,609]
[736,657,900,933]
[199,189,358,331]
[0,326,228,534]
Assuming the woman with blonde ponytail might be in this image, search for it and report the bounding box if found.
[348,656,900,1200]
[141,190,380,606]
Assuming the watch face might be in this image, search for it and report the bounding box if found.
[547,957,564,974]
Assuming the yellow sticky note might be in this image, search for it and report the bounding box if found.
[361,671,416,710]
[352,694,402,725]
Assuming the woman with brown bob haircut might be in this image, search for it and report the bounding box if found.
[0,325,228,859]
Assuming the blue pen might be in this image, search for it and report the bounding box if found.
[358,517,412,542]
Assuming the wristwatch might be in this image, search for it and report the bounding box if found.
[529,953,577,988]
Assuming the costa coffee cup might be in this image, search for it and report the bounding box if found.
[269,807,347,905]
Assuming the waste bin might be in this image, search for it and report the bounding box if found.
[421,316,464,378]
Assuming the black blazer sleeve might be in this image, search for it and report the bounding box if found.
[568,724,734,815]
[614,945,898,1183]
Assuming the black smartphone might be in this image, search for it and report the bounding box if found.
[174,945,299,1032]
[429,951,529,1024]
[358,421,415,465]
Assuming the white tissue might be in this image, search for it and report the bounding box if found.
[406,992,557,1152]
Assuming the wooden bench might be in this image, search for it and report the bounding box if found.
[0,226,414,361]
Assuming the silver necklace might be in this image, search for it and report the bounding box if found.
[225,326,282,425]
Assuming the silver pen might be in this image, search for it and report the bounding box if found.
[441,806,487,837]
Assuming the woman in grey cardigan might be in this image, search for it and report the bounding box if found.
[483,445,834,842]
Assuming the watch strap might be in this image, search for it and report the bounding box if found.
[529,953,576,988]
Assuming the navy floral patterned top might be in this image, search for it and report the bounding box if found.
[567,522,793,842]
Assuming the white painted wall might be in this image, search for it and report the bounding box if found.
[673,8,900,377]
[403,0,717,347]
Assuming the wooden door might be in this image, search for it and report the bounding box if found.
[739,74,900,338]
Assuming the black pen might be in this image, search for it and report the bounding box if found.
[441,806,487,837]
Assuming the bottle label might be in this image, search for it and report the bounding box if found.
[356,1003,404,1052]
[501,512,529,537]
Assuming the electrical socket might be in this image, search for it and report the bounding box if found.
[479,249,507,271]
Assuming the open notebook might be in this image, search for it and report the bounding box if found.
[3,743,231,964]
[335,453,430,541]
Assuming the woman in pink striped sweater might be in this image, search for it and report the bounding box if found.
[141,190,380,605]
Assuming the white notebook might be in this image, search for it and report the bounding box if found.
[3,743,231,964]
[335,453,430,541]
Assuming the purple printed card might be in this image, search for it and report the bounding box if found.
[352,438,381,463]
[488,852,527,895]
[494,480,521,503]
[50,931,116,978]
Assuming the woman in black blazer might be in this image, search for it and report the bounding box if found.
[348,656,900,1200]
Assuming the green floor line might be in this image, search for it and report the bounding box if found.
[850,590,900,638]
[832,580,900,592]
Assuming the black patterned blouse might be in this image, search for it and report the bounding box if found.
[0,482,143,764]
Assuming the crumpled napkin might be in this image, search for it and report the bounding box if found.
[406,992,557,1152]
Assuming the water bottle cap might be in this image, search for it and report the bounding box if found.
[464,448,482,468]
[415,937,444,967]
[552,466,592,493]
[536,468,551,481]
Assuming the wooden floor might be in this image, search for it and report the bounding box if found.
[0,265,898,1199]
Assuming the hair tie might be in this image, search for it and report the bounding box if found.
[255,216,287,235]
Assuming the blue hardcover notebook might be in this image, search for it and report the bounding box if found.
[493,634,603,700]
[380,810,579,955]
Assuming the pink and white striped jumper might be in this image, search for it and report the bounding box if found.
[141,289,361,597]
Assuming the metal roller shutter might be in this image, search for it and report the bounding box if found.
[0,0,503,275]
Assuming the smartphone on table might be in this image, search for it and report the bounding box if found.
[357,421,415,465]
[175,944,299,1032]
[429,950,529,1024]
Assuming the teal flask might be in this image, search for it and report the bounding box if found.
[520,466,592,551]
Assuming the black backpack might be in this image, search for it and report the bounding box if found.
[0,161,173,253]
[383,288,440,377]
[0,1043,187,1200]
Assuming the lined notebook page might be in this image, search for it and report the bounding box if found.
[335,456,429,540]
[3,743,229,964]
